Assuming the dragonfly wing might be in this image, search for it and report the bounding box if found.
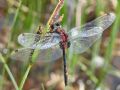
[31,33,61,49]
[11,46,62,62]
[18,33,61,50]
[69,33,102,54]
[68,27,103,39]
[68,12,116,54]
[68,27,103,54]
[18,33,41,47]
[11,48,32,62]
[70,12,115,33]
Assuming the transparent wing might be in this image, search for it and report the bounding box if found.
[11,46,62,62]
[68,12,116,54]
[32,33,61,49]
[14,33,62,62]
[68,27,103,54]
[68,27,103,40]
[18,33,41,47]
[68,13,116,39]
[18,33,61,50]
[70,13,115,35]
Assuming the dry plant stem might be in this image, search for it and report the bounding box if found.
[0,53,18,90]
[76,0,86,26]
[47,0,64,26]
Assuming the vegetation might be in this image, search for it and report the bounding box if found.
[0,0,119,90]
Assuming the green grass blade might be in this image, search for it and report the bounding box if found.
[0,53,18,90]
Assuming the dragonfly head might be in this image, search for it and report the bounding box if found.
[50,22,61,33]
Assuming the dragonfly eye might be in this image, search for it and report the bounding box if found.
[50,24,54,29]
[56,23,60,26]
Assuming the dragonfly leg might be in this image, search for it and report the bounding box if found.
[67,41,71,48]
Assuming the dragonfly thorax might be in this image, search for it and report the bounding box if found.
[50,22,70,49]
[58,29,70,49]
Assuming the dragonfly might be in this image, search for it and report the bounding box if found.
[11,12,116,86]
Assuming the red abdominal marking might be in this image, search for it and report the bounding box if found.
[60,31,68,42]
[59,30,69,49]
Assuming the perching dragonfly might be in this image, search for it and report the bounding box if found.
[11,12,116,86]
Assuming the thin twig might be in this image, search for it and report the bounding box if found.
[47,0,64,26]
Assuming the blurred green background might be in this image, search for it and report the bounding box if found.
[0,0,120,90]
